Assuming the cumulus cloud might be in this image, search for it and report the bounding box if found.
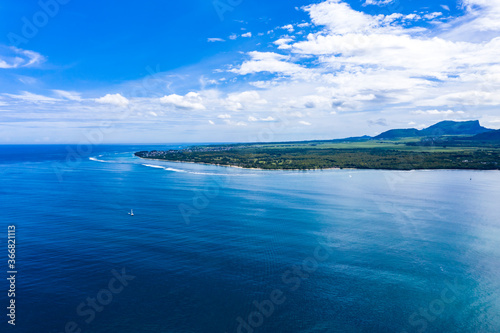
[222,0,500,117]
[224,90,267,111]
[302,0,407,34]
[241,32,252,38]
[230,51,306,76]
[281,24,295,32]
[274,38,294,50]
[95,93,129,107]
[160,92,206,110]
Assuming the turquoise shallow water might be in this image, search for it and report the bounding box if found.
[1,145,500,332]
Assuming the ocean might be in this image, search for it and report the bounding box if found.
[1,144,499,332]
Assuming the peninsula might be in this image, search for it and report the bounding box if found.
[135,120,500,170]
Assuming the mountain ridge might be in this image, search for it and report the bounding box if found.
[375,120,492,139]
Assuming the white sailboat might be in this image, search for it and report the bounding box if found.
[128,209,134,216]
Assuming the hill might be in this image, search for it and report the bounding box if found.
[375,120,491,139]
[471,129,500,141]
[420,120,490,136]
[374,128,420,139]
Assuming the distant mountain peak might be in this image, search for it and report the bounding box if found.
[374,128,420,139]
[375,120,491,139]
[420,120,489,136]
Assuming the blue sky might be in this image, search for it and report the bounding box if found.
[1,0,500,143]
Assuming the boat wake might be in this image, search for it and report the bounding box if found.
[89,157,112,163]
[90,155,256,176]
[143,164,187,173]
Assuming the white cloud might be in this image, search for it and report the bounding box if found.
[363,0,395,6]
[274,38,294,50]
[231,51,306,76]
[404,14,420,21]
[239,1,499,114]
[218,114,231,119]
[423,12,443,20]
[442,0,500,41]
[207,38,225,42]
[4,91,59,103]
[209,120,215,125]
[248,115,275,122]
[224,90,267,111]
[419,90,500,107]
[299,121,312,125]
[53,90,82,101]
[160,92,206,110]
[411,109,465,115]
[205,0,500,132]
[0,46,45,69]
[241,32,252,38]
[229,34,238,40]
[281,24,295,32]
[303,0,405,34]
[95,93,129,107]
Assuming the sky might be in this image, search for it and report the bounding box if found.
[1,0,500,143]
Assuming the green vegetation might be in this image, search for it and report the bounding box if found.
[135,146,499,170]
[135,120,500,170]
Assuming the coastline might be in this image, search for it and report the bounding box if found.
[136,156,344,171]
[135,156,500,172]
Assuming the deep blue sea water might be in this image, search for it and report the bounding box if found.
[1,144,500,333]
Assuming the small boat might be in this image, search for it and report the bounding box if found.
[128,209,134,216]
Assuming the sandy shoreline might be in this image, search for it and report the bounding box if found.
[136,156,346,171]
[135,156,500,172]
